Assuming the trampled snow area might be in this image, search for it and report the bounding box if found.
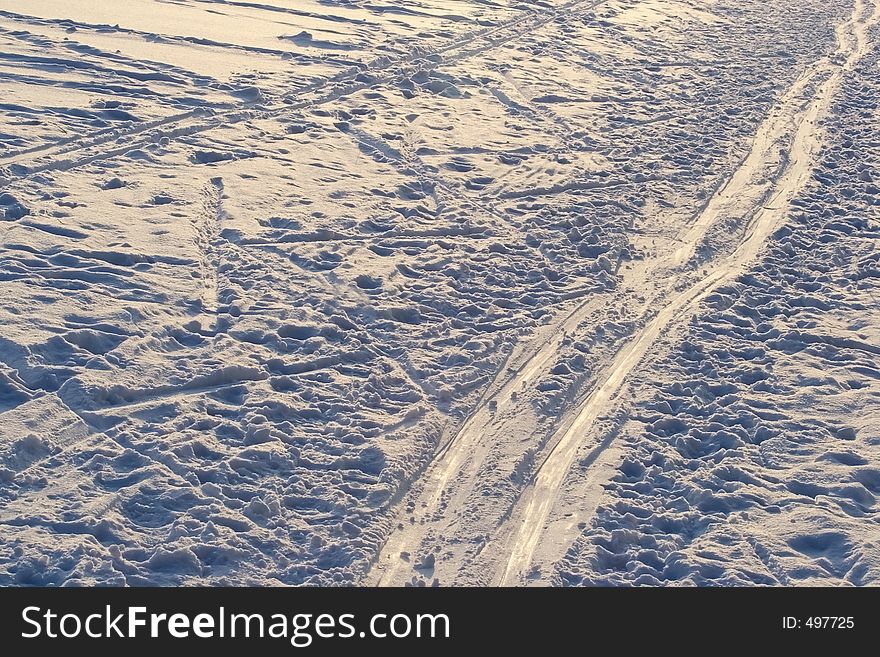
[0,0,877,586]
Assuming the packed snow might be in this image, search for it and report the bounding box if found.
[0,0,877,586]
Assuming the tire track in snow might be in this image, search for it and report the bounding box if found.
[497,0,880,586]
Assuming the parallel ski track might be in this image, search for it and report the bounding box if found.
[498,0,879,586]
[367,0,878,587]
[0,0,607,185]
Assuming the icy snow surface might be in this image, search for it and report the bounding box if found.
[0,0,877,586]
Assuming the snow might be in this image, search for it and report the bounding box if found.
[0,0,877,586]
[558,31,880,585]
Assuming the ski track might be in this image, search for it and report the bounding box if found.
[0,0,606,186]
[2,0,873,587]
[499,0,880,586]
[368,0,878,586]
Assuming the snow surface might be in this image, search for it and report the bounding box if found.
[0,0,877,586]
[558,23,880,585]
